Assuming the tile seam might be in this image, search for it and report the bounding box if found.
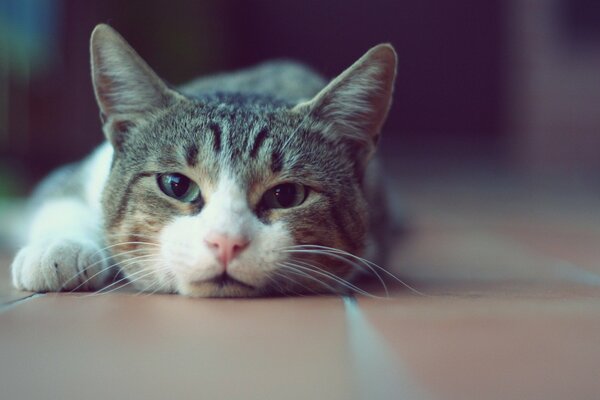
[0,293,45,313]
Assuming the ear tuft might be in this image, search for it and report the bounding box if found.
[90,24,179,147]
[295,43,397,162]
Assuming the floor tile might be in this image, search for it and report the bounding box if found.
[0,294,360,400]
[356,290,600,400]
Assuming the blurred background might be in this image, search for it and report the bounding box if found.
[0,0,599,197]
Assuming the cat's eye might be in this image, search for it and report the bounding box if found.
[157,173,201,203]
[261,183,307,209]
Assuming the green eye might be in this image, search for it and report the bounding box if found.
[157,173,201,203]
[262,183,307,209]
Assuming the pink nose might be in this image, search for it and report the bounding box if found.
[204,233,250,267]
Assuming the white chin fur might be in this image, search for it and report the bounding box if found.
[177,281,260,298]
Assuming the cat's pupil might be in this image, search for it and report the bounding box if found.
[260,183,307,210]
[273,184,298,207]
[168,175,189,198]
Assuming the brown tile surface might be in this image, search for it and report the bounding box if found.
[357,290,600,400]
[0,294,359,400]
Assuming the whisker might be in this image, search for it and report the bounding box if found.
[282,248,389,296]
[86,270,156,297]
[283,245,426,296]
[286,260,350,293]
[72,254,158,293]
[136,265,174,296]
[274,266,329,295]
[84,261,170,297]
[280,261,345,295]
[263,272,291,296]
[283,260,384,299]
[61,247,156,291]
[286,261,383,299]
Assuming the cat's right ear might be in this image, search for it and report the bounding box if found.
[90,24,181,149]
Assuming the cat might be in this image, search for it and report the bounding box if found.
[11,24,397,297]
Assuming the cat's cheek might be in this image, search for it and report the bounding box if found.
[121,259,176,294]
[226,220,295,287]
[158,216,222,288]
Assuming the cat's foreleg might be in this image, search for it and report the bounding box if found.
[11,198,111,292]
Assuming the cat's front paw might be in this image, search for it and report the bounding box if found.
[11,239,110,292]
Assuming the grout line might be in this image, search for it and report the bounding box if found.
[343,296,430,399]
[0,293,45,314]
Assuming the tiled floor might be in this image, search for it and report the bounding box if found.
[1,173,599,400]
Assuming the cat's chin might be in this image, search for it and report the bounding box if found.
[178,279,262,298]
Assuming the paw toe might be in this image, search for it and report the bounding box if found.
[11,239,109,292]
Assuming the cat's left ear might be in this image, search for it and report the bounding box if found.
[294,44,397,163]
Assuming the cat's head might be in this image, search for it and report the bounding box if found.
[90,24,396,297]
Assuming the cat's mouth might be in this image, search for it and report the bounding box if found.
[205,273,256,290]
[181,272,258,297]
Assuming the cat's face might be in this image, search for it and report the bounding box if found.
[90,24,396,297]
[103,101,368,296]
